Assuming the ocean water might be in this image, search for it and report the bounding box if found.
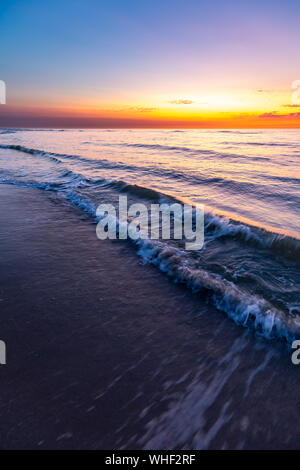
[0,128,299,345]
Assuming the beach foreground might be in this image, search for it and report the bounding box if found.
[0,183,299,449]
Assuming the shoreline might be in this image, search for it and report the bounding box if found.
[0,183,299,449]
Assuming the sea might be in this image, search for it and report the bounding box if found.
[0,128,299,346]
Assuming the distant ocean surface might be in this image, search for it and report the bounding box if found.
[0,128,299,346]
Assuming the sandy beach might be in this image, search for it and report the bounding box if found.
[0,183,299,449]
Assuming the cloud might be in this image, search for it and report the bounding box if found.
[259,111,300,118]
[259,112,281,118]
[282,104,300,108]
[169,99,194,105]
[256,89,274,93]
[124,106,157,113]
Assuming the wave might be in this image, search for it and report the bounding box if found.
[3,144,290,203]
[79,140,270,161]
[217,130,261,134]
[0,144,65,163]
[100,179,164,201]
[0,144,273,193]
[96,179,300,260]
[136,240,300,344]
[59,181,300,344]
[1,143,300,260]
[0,129,19,135]
[0,128,68,134]
[223,141,291,147]
[1,140,299,260]
[204,210,300,260]
[111,142,271,162]
[45,177,300,344]
[1,174,299,344]
[87,176,300,261]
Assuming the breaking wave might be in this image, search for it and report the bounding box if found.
[136,239,300,344]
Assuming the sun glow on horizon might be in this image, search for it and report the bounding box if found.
[4,85,299,128]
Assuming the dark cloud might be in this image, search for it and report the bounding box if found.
[259,112,281,118]
[259,111,300,118]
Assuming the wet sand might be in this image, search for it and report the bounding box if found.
[0,184,299,449]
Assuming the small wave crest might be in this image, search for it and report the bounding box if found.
[205,211,300,260]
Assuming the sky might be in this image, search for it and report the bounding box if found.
[0,0,300,128]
